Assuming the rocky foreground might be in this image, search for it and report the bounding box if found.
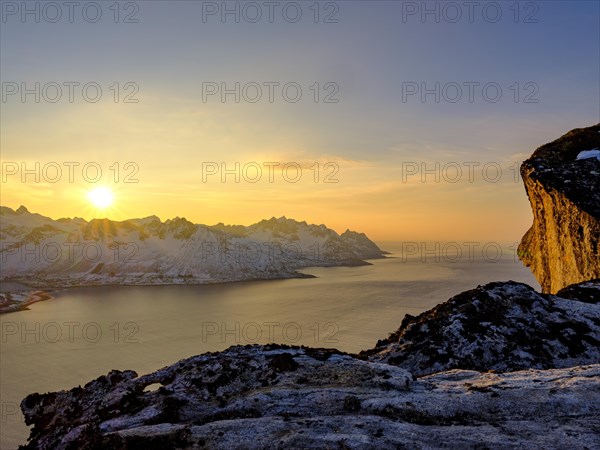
[363,280,600,375]
[19,280,600,449]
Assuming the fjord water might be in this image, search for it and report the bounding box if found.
[0,246,539,449]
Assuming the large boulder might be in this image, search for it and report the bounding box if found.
[19,344,600,449]
[362,280,600,376]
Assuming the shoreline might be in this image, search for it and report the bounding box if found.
[0,271,317,293]
[0,290,54,315]
[0,256,387,314]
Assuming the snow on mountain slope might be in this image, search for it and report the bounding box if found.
[0,206,385,287]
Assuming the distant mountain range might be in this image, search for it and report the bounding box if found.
[0,206,385,288]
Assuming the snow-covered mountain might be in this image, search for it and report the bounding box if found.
[0,206,384,288]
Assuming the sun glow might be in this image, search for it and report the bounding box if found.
[88,187,114,209]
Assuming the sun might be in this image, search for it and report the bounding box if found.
[88,187,114,209]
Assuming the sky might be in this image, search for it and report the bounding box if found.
[1,0,598,243]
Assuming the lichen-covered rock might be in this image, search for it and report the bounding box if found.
[18,344,600,449]
[363,281,600,376]
[556,279,600,304]
[518,123,600,293]
[19,345,410,449]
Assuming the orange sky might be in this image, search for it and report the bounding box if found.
[2,2,598,244]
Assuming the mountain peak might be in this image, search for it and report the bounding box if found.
[16,205,29,214]
[132,215,161,225]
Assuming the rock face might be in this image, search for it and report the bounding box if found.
[518,123,600,293]
[19,345,600,450]
[19,280,600,449]
[362,281,600,376]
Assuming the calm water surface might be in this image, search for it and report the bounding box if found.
[0,248,539,449]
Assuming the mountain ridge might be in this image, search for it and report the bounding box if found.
[1,206,349,233]
[0,205,385,291]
